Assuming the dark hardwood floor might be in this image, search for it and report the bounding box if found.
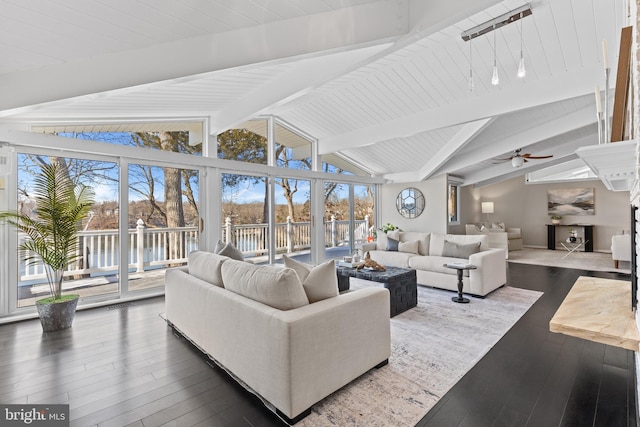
[0,263,635,426]
[418,263,637,427]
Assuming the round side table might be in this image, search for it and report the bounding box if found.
[443,263,477,303]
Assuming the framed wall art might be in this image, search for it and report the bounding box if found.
[547,188,594,216]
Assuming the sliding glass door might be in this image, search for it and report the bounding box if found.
[15,153,120,308]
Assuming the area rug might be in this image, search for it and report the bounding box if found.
[508,247,631,274]
[295,282,542,426]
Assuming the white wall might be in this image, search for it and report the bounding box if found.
[380,174,448,234]
[460,176,630,252]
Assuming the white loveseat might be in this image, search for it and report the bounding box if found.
[361,231,506,297]
[165,251,391,424]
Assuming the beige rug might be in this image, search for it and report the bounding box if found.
[295,282,542,426]
[508,247,631,274]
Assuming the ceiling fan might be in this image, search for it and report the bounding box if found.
[494,149,553,168]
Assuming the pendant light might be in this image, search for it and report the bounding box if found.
[491,25,499,85]
[517,13,526,78]
[468,39,474,92]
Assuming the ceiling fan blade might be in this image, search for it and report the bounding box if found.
[493,156,514,161]
[524,155,554,159]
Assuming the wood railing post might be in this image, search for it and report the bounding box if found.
[331,215,338,247]
[136,218,145,273]
[286,216,294,253]
[364,214,371,237]
[225,217,233,244]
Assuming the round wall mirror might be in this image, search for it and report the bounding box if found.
[396,187,425,218]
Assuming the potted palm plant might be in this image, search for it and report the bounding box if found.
[0,162,94,332]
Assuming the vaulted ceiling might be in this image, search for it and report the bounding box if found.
[0,0,627,187]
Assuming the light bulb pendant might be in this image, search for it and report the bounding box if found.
[491,25,499,86]
[491,65,500,85]
[517,53,526,78]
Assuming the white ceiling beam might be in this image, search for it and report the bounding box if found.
[463,134,597,186]
[382,109,596,184]
[208,45,389,138]
[0,1,410,116]
[417,118,495,181]
[319,64,604,154]
[383,170,422,183]
[433,104,597,175]
[471,154,580,188]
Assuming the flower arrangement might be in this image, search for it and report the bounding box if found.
[379,223,402,234]
[550,215,562,220]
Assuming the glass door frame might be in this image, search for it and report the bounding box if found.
[119,156,204,298]
[1,146,205,316]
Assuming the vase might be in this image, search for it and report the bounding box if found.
[551,219,560,225]
[36,295,79,332]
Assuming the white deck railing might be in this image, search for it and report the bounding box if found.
[19,215,372,282]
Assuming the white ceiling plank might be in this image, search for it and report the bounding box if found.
[0,1,409,115]
[418,118,495,181]
[319,63,604,154]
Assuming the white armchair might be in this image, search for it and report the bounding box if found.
[465,224,523,258]
[611,234,631,268]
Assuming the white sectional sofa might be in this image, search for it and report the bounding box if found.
[165,250,391,424]
[361,231,506,297]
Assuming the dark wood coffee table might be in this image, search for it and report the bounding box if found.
[336,266,417,317]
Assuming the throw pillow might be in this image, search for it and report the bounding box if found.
[398,240,419,254]
[188,250,228,287]
[283,255,339,303]
[376,232,388,251]
[214,239,226,254]
[222,260,309,310]
[217,242,244,261]
[386,236,399,251]
[442,240,481,259]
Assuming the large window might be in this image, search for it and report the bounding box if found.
[323,182,375,259]
[128,162,199,292]
[33,123,204,156]
[354,184,375,243]
[448,182,460,224]
[0,117,381,317]
[15,154,119,307]
[275,122,311,170]
[4,130,204,314]
[273,177,311,262]
[217,119,267,164]
[221,173,269,260]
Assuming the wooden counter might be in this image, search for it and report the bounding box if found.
[549,276,640,351]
